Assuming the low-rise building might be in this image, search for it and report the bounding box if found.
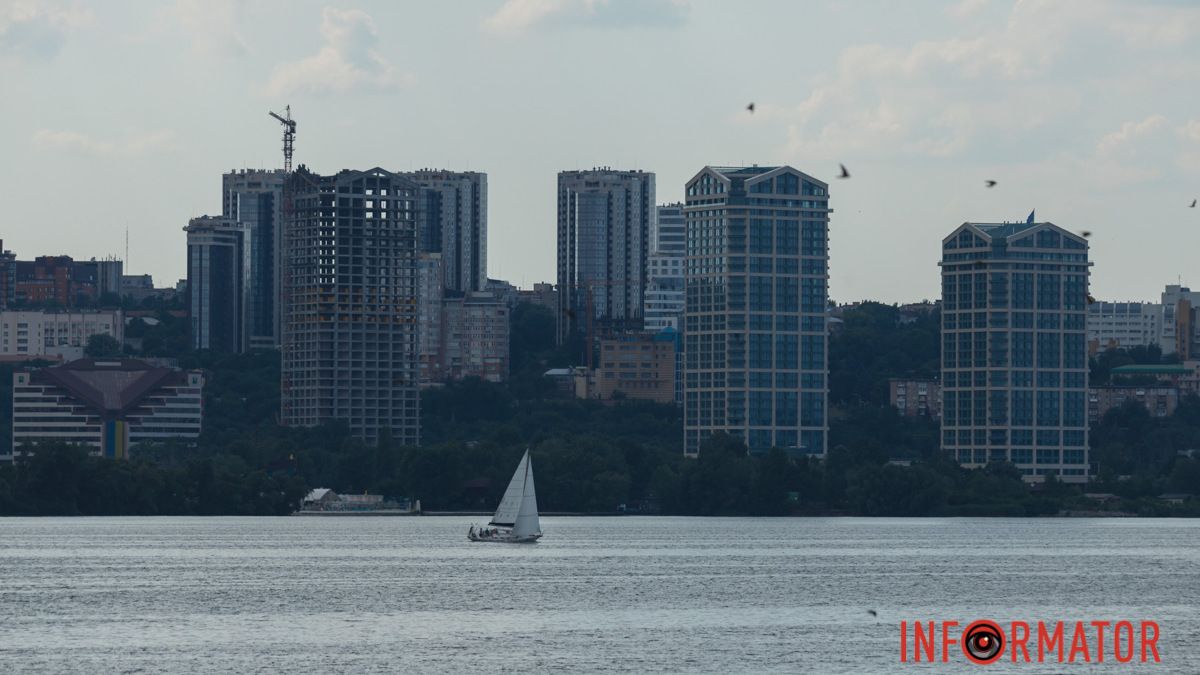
[1088,385,1180,423]
[594,332,676,404]
[1109,363,1198,389]
[0,254,122,308]
[1088,301,1162,355]
[516,282,557,313]
[484,278,518,307]
[9,358,203,461]
[889,378,942,419]
[419,254,509,385]
[0,309,123,360]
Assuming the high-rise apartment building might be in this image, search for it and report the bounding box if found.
[683,166,830,457]
[416,253,445,385]
[404,170,487,293]
[644,253,684,332]
[185,216,245,353]
[223,169,287,349]
[654,202,685,255]
[1159,285,1200,359]
[940,221,1091,483]
[0,241,15,308]
[556,168,655,342]
[281,167,420,446]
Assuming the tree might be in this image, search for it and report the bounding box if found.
[84,334,122,358]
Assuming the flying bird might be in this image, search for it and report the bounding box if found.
[1080,230,1092,238]
[746,102,755,114]
[1191,199,1197,208]
[838,164,850,179]
[985,180,997,188]
[867,610,878,618]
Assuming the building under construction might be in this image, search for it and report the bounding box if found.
[280,167,421,447]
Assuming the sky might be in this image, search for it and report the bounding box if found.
[1,0,1198,304]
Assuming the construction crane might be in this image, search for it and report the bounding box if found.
[268,105,296,172]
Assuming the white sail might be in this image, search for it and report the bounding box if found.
[489,450,530,528]
[511,453,540,538]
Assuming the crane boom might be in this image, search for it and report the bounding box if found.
[268,105,296,172]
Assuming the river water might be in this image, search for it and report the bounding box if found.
[0,516,1197,673]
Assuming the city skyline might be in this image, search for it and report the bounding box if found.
[2,1,1198,304]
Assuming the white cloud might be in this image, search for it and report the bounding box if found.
[779,0,1126,163]
[947,0,989,19]
[1108,4,1200,49]
[0,0,92,61]
[265,8,410,97]
[175,0,247,57]
[483,0,690,34]
[1096,115,1168,156]
[31,129,178,157]
[1179,119,1200,143]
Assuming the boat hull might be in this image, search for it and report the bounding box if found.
[468,531,541,544]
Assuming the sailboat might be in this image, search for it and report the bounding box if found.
[469,449,542,543]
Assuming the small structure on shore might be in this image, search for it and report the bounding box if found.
[297,489,420,515]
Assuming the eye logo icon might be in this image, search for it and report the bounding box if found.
[963,620,1005,665]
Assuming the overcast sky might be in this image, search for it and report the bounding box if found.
[1,0,1198,303]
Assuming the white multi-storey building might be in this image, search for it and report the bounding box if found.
[1087,301,1162,352]
[9,359,203,461]
[0,310,123,360]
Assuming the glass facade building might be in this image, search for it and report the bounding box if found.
[556,169,655,343]
[654,202,685,255]
[185,216,245,353]
[403,170,488,293]
[683,166,829,457]
[939,221,1091,482]
[223,169,286,350]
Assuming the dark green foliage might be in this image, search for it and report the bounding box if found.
[6,300,1200,517]
[84,334,122,358]
[506,303,583,399]
[829,302,939,406]
[1089,345,1169,385]
[0,443,306,516]
[126,311,191,357]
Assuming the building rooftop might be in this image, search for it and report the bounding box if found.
[706,165,780,178]
[28,358,194,415]
[969,222,1042,238]
[1110,364,1192,374]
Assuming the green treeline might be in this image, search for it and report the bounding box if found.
[2,301,1200,516]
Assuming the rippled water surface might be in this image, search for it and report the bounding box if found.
[1,516,1198,673]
